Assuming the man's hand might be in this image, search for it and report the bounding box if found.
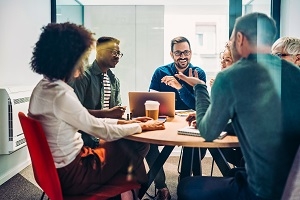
[161,76,182,90]
[107,106,126,118]
[186,113,196,126]
[175,72,205,87]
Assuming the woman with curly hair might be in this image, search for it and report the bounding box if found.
[29,22,165,197]
[210,41,233,87]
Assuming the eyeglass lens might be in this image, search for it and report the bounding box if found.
[173,50,191,56]
[275,53,292,58]
[108,49,123,58]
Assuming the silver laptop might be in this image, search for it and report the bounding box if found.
[128,91,175,117]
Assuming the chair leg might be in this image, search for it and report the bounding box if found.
[210,158,215,176]
[40,192,45,200]
[131,189,137,200]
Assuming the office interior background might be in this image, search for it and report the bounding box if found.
[0,0,299,186]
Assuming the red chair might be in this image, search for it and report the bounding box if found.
[18,112,140,200]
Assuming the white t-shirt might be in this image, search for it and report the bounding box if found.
[28,78,142,168]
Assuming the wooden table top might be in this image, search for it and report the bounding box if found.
[126,116,239,148]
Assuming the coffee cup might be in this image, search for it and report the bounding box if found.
[144,100,160,120]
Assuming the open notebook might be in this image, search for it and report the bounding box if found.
[178,126,227,139]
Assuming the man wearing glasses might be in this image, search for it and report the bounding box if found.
[70,37,127,148]
[271,36,300,67]
[148,36,206,200]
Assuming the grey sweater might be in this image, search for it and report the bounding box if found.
[195,54,300,199]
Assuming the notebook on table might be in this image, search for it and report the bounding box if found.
[128,91,175,117]
[178,126,227,139]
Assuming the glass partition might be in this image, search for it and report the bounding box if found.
[55,0,274,105]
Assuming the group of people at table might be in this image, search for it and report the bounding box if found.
[27,12,300,200]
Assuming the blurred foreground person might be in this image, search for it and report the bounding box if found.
[176,12,300,200]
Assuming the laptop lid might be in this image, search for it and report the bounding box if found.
[128,91,175,117]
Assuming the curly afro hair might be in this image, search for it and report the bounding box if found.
[30,22,95,82]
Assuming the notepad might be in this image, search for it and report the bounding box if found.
[177,126,227,139]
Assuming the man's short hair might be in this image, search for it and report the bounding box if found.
[234,12,277,46]
[96,37,120,48]
[170,36,191,52]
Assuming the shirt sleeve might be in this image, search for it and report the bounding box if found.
[177,68,206,110]
[149,68,161,91]
[53,90,142,141]
[115,77,122,106]
[195,72,232,141]
[177,84,196,109]
[70,75,89,104]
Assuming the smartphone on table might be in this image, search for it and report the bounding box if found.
[158,116,167,123]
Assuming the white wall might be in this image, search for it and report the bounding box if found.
[0,0,50,185]
[84,6,164,106]
[280,0,300,38]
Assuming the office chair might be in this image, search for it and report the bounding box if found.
[18,112,140,200]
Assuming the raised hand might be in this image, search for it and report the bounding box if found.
[175,72,205,87]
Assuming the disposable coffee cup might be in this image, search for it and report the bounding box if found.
[144,100,160,120]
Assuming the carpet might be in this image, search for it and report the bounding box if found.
[0,156,220,200]
[0,173,42,200]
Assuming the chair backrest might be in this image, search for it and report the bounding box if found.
[281,146,300,200]
[18,112,64,200]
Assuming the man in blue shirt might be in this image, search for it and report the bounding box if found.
[148,36,206,200]
[149,36,206,110]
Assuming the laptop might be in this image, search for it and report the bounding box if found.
[128,91,175,117]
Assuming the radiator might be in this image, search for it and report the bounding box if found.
[0,86,33,154]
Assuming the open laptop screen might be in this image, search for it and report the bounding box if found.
[128,91,175,117]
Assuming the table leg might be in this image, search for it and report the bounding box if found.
[138,145,175,199]
[208,148,231,176]
[179,147,202,180]
[192,148,201,176]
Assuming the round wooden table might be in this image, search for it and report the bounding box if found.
[126,116,239,199]
[126,115,239,148]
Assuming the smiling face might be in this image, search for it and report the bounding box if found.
[220,47,233,70]
[170,42,192,71]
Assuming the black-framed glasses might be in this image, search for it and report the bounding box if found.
[173,50,191,56]
[274,53,293,58]
[105,48,123,58]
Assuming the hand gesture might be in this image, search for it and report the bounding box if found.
[175,72,205,87]
[161,76,182,90]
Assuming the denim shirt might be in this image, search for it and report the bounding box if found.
[149,62,206,110]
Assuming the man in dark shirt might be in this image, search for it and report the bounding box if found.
[71,37,126,147]
[148,36,206,200]
[177,12,300,200]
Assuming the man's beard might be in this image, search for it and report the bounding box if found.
[175,58,189,69]
[231,40,242,62]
